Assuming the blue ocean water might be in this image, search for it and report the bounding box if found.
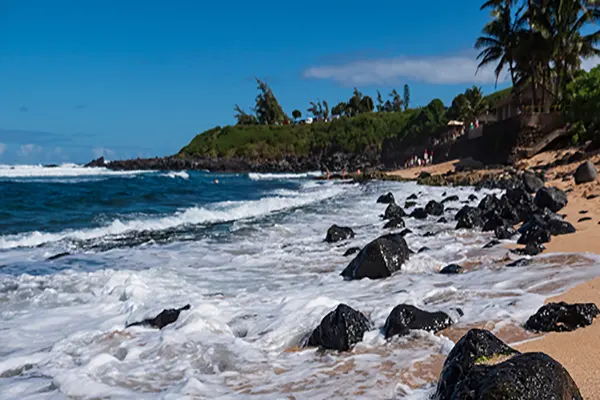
[1,164,600,399]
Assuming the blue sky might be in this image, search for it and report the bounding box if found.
[1,0,597,164]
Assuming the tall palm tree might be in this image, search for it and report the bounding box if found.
[475,4,523,87]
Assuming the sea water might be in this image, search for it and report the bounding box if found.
[1,164,599,399]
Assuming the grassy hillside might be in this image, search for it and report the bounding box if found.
[179,110,418,160]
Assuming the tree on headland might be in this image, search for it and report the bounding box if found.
[376,90,385,112]
[360,95,374,113]
[292,109,302,121]
[253,78,287,125]
[403,84,410,110]
[348,88,363,117]
[390,89,403,112]
[234,104,258,125]
[332,101,348,117]
[322,100,330,119]
[448,86,488,125]
[307,101,321,119]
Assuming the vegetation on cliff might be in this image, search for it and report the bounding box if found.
[179,0,600,163]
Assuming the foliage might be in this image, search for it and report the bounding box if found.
[181,111,418,160]
[292,109,302,121]
[403,84,410,110]
[564,66,600,143]
[234,104,258,125]
[448,86,488,125]
[475,0,600,107]
[252,78,287,125]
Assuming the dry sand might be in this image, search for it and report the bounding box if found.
[390,150,600,397]
[515,151,600,399]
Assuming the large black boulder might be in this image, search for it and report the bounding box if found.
[325,225,355,243]
[306,304,371,351]
[382,304,454,339]
[383,203,406,220]
[512,242,545,256]
[455,207,484,230]
[525,301,600,332]
[495,225,516,240]
[505,187,538,223]
[425,200,444,216]
[126,304,191,329]
[433,329,519,400]
[410,207,428,219]
[522,172,544,193]
[574,160,597,184]
[383,218,405,229]
[377,192,395,204]
[407,193,418,200]
[340,233,410,280]
[450,352,583,400]
[535,187,568,212]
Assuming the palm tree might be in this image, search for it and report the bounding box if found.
[475,4,523,87]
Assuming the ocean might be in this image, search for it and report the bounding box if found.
[1,164,599,399]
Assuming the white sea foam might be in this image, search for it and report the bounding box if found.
[161,171,190,179]
[0,163,151,178]
[1,181,599,399]
[248,171,322,180]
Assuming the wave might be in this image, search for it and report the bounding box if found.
[248,171,322,181]
[0,164,151,178]
[161,171,189,179]
[0,185,345,250]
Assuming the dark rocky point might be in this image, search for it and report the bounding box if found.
[440,264,464,274]
[383,218,405,229]
[306,304,371,351]
[535,186,568,212]
[383,203,406,220]
[325,225,355,243]
[574,160,598,184]
[341,233,410,280]
[525,302,600,332]
[126,304,191,329]
[383,304,454,339]
[425,200,444,216]
[377,192,395,204]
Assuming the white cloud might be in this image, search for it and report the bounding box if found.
[303,56,504,86]
[0,143,5,156]
[92,147,116,159]
[19,143,43,156]
[582,56,600,71]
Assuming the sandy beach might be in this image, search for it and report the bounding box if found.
[390,150,600,397]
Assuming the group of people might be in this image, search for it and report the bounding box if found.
[405,149,434,168]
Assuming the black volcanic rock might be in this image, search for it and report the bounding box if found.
[383,304,454,338]
[425,200,444,216]
[535,187,568,212]
[440,264,464,274]
[343,247,361,257]
[325,225,355,243]
[377,192,395,204]
[383,218,405,229]
[307,304,371,351]
[522,172,544,193]
[341,233,410,280]
[574,160,597,184]
[495,225,516,240]
[126,304,191,329]
[525,302,600,332]
[410,207,428,219]
[442,195,459,204]
[383,203,406,220]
